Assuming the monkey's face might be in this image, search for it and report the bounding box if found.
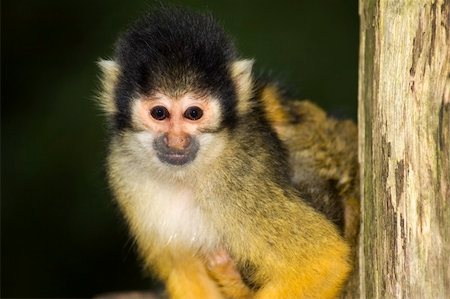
[131,92,223,167]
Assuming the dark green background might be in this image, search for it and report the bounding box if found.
[2,0,358,297]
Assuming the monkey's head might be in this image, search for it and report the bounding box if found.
[98,8,254,173]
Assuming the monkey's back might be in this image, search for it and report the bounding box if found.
[260,84,360,243]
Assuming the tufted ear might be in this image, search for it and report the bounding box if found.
[97,59,120,115]
[230,59,254,114]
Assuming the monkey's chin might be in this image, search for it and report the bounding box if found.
[156,152,196,166]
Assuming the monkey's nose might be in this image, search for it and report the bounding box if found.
[164,133,191,150]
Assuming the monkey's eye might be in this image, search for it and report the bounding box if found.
[150,106,169,120]
[184,106,203,120]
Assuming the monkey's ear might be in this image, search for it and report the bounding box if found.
[97,59,120,115]
[231,59,254,114]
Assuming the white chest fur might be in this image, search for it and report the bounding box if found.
[126,178,218,250]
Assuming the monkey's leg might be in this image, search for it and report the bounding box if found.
[252,254,350,299]
[206,249,253,299]
[253,274,346,299]
[152,251,225,299]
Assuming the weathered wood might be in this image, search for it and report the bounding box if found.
[358,0,450,297]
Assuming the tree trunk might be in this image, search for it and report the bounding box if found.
[358,0,450,298]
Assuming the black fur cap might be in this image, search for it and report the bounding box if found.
[113,7,239,131]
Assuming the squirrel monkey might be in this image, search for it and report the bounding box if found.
[98,7,351,299]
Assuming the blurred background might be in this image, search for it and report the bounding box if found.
[2,0,358,297]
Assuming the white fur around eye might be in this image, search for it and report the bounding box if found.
[206,99,223,129]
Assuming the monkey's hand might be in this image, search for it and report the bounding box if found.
[206,249,253,299]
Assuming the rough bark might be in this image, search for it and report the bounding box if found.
[358,0,450,298]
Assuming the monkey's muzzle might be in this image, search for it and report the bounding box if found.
[153,135,199,166]
[156,150,197,166]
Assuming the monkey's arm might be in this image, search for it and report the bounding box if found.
[206,249,253,299]
[144,248,224,299]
